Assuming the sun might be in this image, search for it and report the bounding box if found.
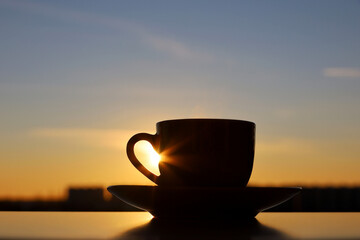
[144,141,161,167]
[135,141,161,174]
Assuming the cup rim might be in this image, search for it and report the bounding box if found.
[157,118,255,126]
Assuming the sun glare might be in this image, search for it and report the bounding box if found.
[135,141,161,174]
[145,142,161,167]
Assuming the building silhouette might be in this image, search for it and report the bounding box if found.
[0,187,138,211]
[268,187,360,212]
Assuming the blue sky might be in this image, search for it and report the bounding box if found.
[0,0,360,197]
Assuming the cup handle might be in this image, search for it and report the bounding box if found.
[126,133,160,184]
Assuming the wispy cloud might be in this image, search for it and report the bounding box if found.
[1,0,213,62]
[144,35,214,62]
[323,68,360,78]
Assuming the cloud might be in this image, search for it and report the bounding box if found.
[143,35,214,62]
[1,0,213,62]
[323,68,360,78]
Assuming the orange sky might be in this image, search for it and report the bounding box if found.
[1,126,360,199]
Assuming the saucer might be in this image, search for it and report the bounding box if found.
[107,185,301,220]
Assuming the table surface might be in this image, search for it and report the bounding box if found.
[1,212,360,239]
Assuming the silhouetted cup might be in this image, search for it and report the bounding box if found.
[127,119,255,187]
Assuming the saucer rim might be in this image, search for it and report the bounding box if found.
[107,185,302,191]
[107,185,302,210]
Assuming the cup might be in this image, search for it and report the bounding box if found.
[127,119,255,187]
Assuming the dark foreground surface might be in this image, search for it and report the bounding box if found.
[1,212,360,239]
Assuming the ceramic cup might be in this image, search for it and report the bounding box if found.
[127,119,255,187]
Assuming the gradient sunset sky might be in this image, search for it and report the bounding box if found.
[1,0,360,198]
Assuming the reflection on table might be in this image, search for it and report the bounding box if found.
[0,212,360,239]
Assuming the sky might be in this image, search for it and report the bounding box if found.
[0,0,360,198]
